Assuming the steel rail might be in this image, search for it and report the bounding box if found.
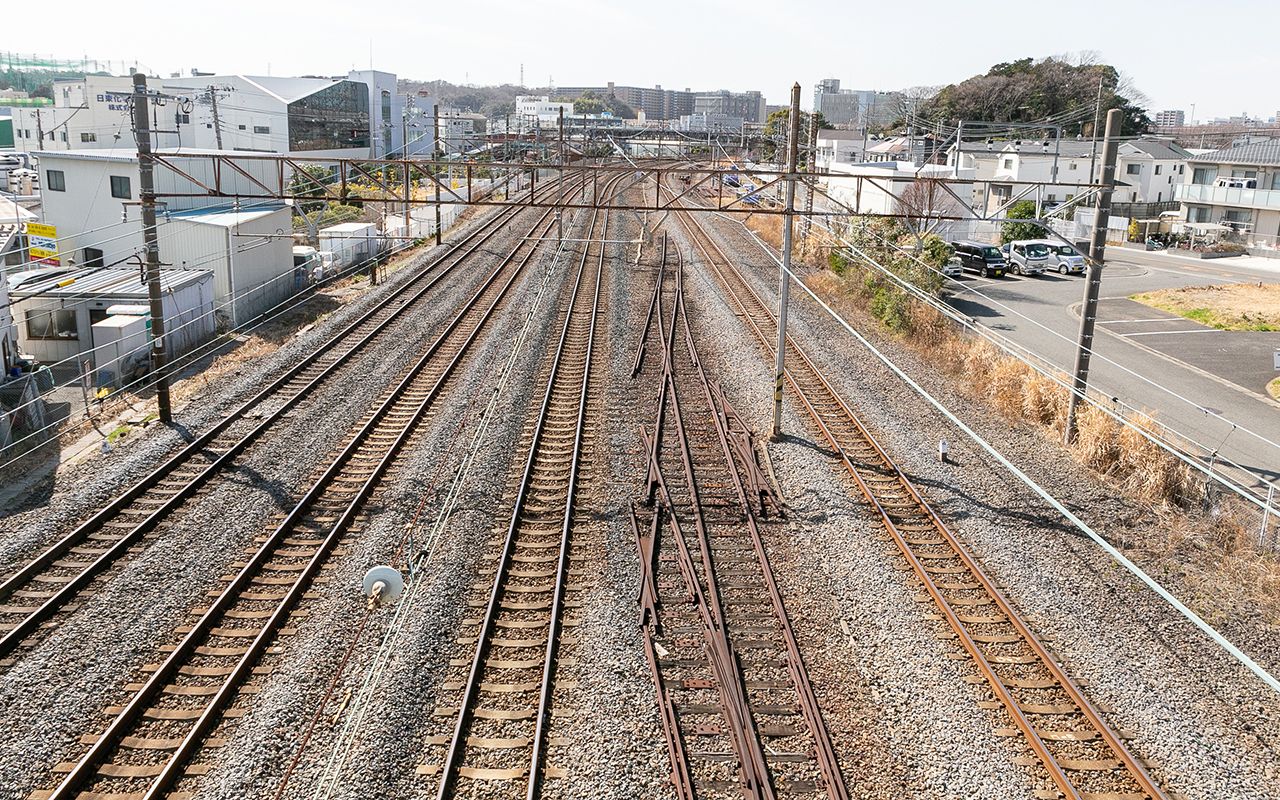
[0,175,581,664]
[432,171,616,793]
[676,290,850,800]
[43,193,575,800]
[671,189,1170,800]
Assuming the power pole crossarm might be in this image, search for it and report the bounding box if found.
[132,73,173,424]
[1063,107,1121,444]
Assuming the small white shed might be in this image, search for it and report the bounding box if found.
[166,206,295,326]
[10,267,216,370]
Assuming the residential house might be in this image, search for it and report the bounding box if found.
[815,129,867,169]
[1175,140,1280,239]
[951,136,1191,215]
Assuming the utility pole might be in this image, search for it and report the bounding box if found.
[35,108,43,151]
[433,102,442,245]
[402,99,413,244]
[1063,108,1121,444]
[132,73,172,424]
[772,83,801,439]
[207,85,223,150]
[1087,75,1104,186]
[557,106,565,244]
[802,109,817,240]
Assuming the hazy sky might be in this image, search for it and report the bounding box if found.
[21,0,1275,122]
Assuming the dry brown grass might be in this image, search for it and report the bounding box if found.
[803,265,1280,622]
[1132,282,1280,331]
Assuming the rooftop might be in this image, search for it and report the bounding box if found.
[10,266,212,299]
[1124,138,1193,160]
[1187,140,1280,166]
[170,205,288,227]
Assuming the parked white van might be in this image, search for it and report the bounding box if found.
[1001,241,1050,276]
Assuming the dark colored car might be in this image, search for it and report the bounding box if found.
[950,240,1007,278]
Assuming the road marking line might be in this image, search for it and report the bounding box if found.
[1099,318,1183,324]
[1120,328,1222,337]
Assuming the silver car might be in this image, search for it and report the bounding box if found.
[1032,240,1086,274]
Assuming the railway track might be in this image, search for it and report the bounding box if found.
[0,176,583,667]
[415,192,612,797]
[630,239,848,800]
[32,195,579,800]
[669,188,1172,800]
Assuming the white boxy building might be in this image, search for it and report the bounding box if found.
[9,267,215,373]
[13,70,399,158]
[34,149,294,326]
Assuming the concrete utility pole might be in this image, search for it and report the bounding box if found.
[557,106,565,244]
[35,109,43,151]
[772,83,801,439]
[802,109,817,240]
[1087,75,1104,187]
[207,86,223,150]
[1063,108,1121,444]
[433,103,442,245]
[132,73,172,424]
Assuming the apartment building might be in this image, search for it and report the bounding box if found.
[692,90,765,124]
[1154,109,1186,128]
[1175,140,1280,237]
[553,83,693,120]
[812,78,900,129]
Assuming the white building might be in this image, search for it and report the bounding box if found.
[1155,109,1186,128]
[10,267,215,372]
[14,70,398,158]
[815,129,867,169]
[34,149,294,326]
[10,76,141,153]
[679,113,743,133]
[950,137,1191,213]
[820,161,975,236]
[514,96,576,131]
[1176,140,1280,240]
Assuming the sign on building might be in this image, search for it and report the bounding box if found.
[25,222,58,265]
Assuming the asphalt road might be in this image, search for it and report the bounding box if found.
[944,246,1280,496]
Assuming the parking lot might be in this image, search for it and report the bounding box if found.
[942,246,1280,489]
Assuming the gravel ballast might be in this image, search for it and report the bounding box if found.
[693,210,1280,799]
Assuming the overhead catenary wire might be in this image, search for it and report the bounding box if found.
[721,210,1280,696]
[0,224,422,469]
[787,171,1280,472]
[824,215,1280,485]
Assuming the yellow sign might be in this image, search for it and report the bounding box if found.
[25,222,59,265]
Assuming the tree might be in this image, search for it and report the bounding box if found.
[895,179,965,251]
[289,164,333,213]
[572,93,605,115]
[1001,200,1042,243]
[763,109,828,162]
[918,55,1151,136]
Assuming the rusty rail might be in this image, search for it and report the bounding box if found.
[670,184,1170,800]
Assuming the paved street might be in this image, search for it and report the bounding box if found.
[944,246,1280,495]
